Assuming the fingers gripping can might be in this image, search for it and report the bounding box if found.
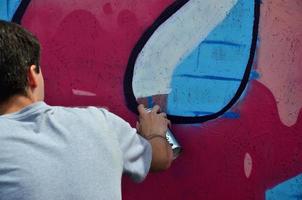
[146,109,182,159]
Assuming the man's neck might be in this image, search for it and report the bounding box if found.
[0,96,35,115]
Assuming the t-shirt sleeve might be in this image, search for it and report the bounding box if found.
[102,109,152,183]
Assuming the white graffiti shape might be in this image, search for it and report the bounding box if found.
[132,0,238,99]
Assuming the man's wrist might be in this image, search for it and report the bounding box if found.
[145,134,167,141]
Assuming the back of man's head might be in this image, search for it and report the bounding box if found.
[0,20,41,103]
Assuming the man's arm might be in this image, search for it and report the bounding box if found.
[136,104,173,171]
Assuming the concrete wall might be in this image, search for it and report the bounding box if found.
[1,0,301,199]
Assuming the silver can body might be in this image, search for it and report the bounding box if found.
[165,128,182,159]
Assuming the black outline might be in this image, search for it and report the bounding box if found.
[124,0,260,124]
[11,0,31,24]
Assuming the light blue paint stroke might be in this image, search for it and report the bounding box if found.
[266,174,302,200]
[0,0,22,21]
[167,0,254,117]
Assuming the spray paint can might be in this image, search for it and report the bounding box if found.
[146,108,182,159]
[165,128,182,159]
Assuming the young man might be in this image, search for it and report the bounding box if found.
[0,20,173,200]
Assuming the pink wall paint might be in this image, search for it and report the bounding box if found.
[257,0,302,127]
[20,0,302,199]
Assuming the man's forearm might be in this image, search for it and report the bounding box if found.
[136,104,173,171]
[148,136,173,171]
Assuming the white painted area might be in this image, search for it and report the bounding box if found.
[72,89,97,96]
[244,152,252,178]
[132,0,238,98]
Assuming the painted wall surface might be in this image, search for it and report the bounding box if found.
[1,0,302,199]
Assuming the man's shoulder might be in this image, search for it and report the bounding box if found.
[52,105,108,118]
[49,105,114,129]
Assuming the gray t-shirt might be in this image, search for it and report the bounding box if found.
[0,102,152,200]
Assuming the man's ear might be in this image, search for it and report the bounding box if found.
[27,65,38,88]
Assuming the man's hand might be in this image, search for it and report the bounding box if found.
[136,104,173,171]
[136,104,169,138]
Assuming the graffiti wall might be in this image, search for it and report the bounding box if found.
[1,0,302,199]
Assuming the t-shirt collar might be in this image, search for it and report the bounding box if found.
[0,101,49,119]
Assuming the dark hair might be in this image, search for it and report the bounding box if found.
[0,20,40,103]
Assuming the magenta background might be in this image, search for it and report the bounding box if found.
[20,0,302,199]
